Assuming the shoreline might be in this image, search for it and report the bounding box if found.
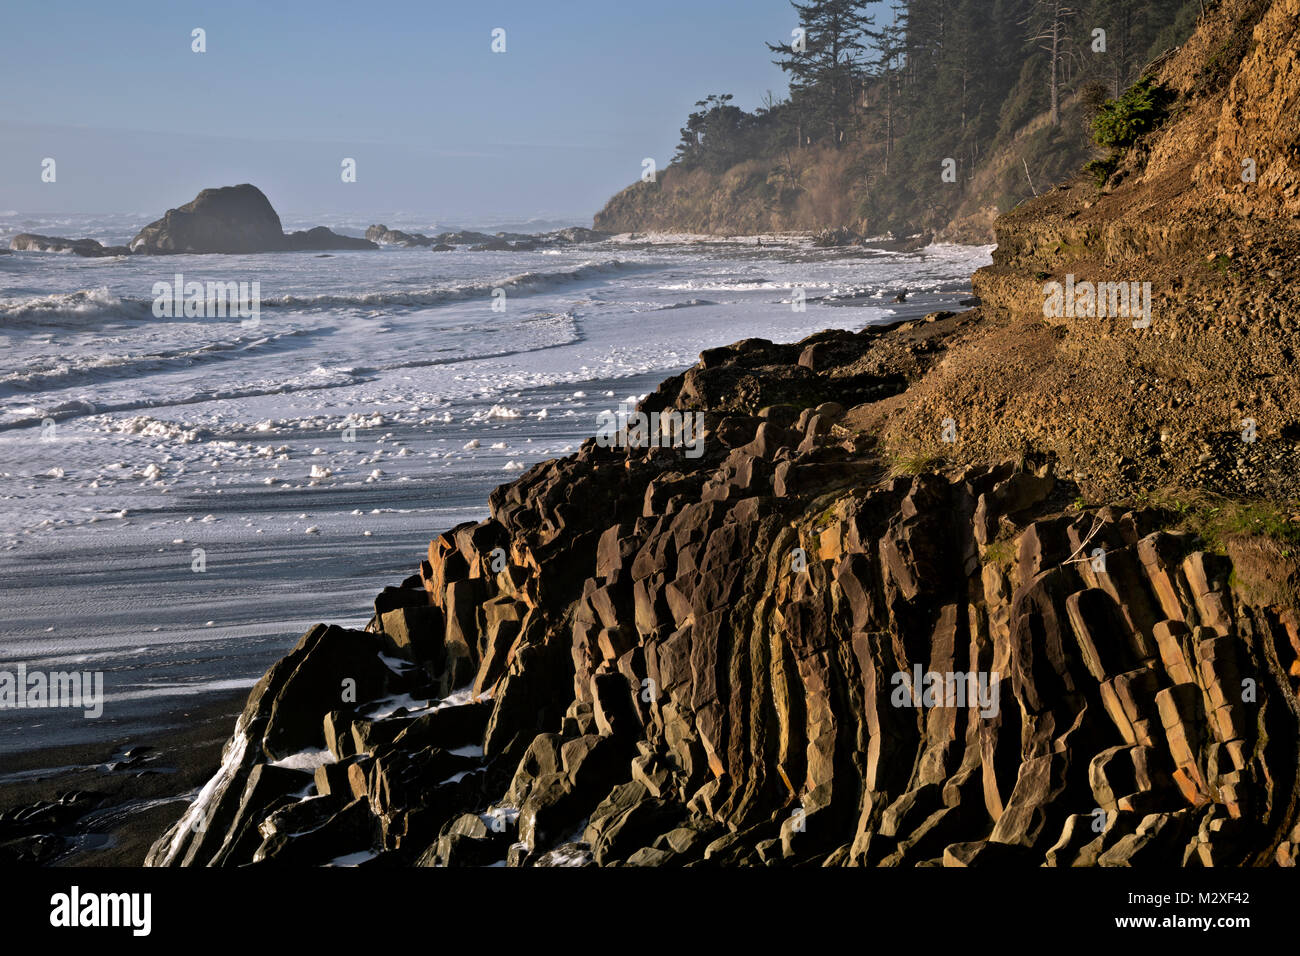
[0,688,245,866]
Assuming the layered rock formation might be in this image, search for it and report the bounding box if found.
[148,0,1300,868]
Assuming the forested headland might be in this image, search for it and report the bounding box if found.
[596,0,1204,240]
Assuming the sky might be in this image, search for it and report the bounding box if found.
[0,0,841,226]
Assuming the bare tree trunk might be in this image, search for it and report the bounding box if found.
[961,67,968,130]
[885,73,894,173]
[1050,10,1061,125]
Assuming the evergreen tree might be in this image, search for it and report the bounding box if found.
[768,0,878,146]
[674,94,753,171]
[637,0,1203,235]
[1080,0,1194,97]
[871,1,910,172]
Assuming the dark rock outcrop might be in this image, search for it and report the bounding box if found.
[130,184,286,254]
[9,234,129,257]
[129,184,376,254]
[283,226,376,252]
[365,224,435,247]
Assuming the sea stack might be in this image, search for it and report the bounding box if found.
[129,184,376,254]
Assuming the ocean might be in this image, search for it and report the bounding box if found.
[0,214,992,757]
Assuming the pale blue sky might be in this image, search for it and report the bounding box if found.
[0,0,876,223]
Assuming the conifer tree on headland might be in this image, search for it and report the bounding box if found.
[767,0,878,147]
[871,1,909,172]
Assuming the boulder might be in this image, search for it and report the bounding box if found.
[365,224,434,247]
[130,184,286,254]
[283,226,377,251]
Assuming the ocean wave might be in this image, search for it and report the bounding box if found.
[259,259,645,310]
[0,287,155,325]
[0,371,371,433]
[657,279,820,292]
[653,298,719,310]
[0,314,584,432]
[0,328,322,397]
[0,259,648,328]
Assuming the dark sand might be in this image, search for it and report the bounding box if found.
[0,688,245,866]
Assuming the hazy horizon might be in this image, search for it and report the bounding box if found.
[0,0,823,222]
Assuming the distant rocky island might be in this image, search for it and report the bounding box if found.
[6,184,611,258]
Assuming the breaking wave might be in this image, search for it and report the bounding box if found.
[0,260,647,328]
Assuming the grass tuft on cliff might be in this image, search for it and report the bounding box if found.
[1139,490,1300,556]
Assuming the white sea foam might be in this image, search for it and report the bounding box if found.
[269,748,336,772]
[0,287,154,325]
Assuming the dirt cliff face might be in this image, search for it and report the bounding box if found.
[592,91,1099,244]
[1193,0,1300,218]
[594,151,879,237]
[878,0,1300,505]
[149,0,1300,868]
